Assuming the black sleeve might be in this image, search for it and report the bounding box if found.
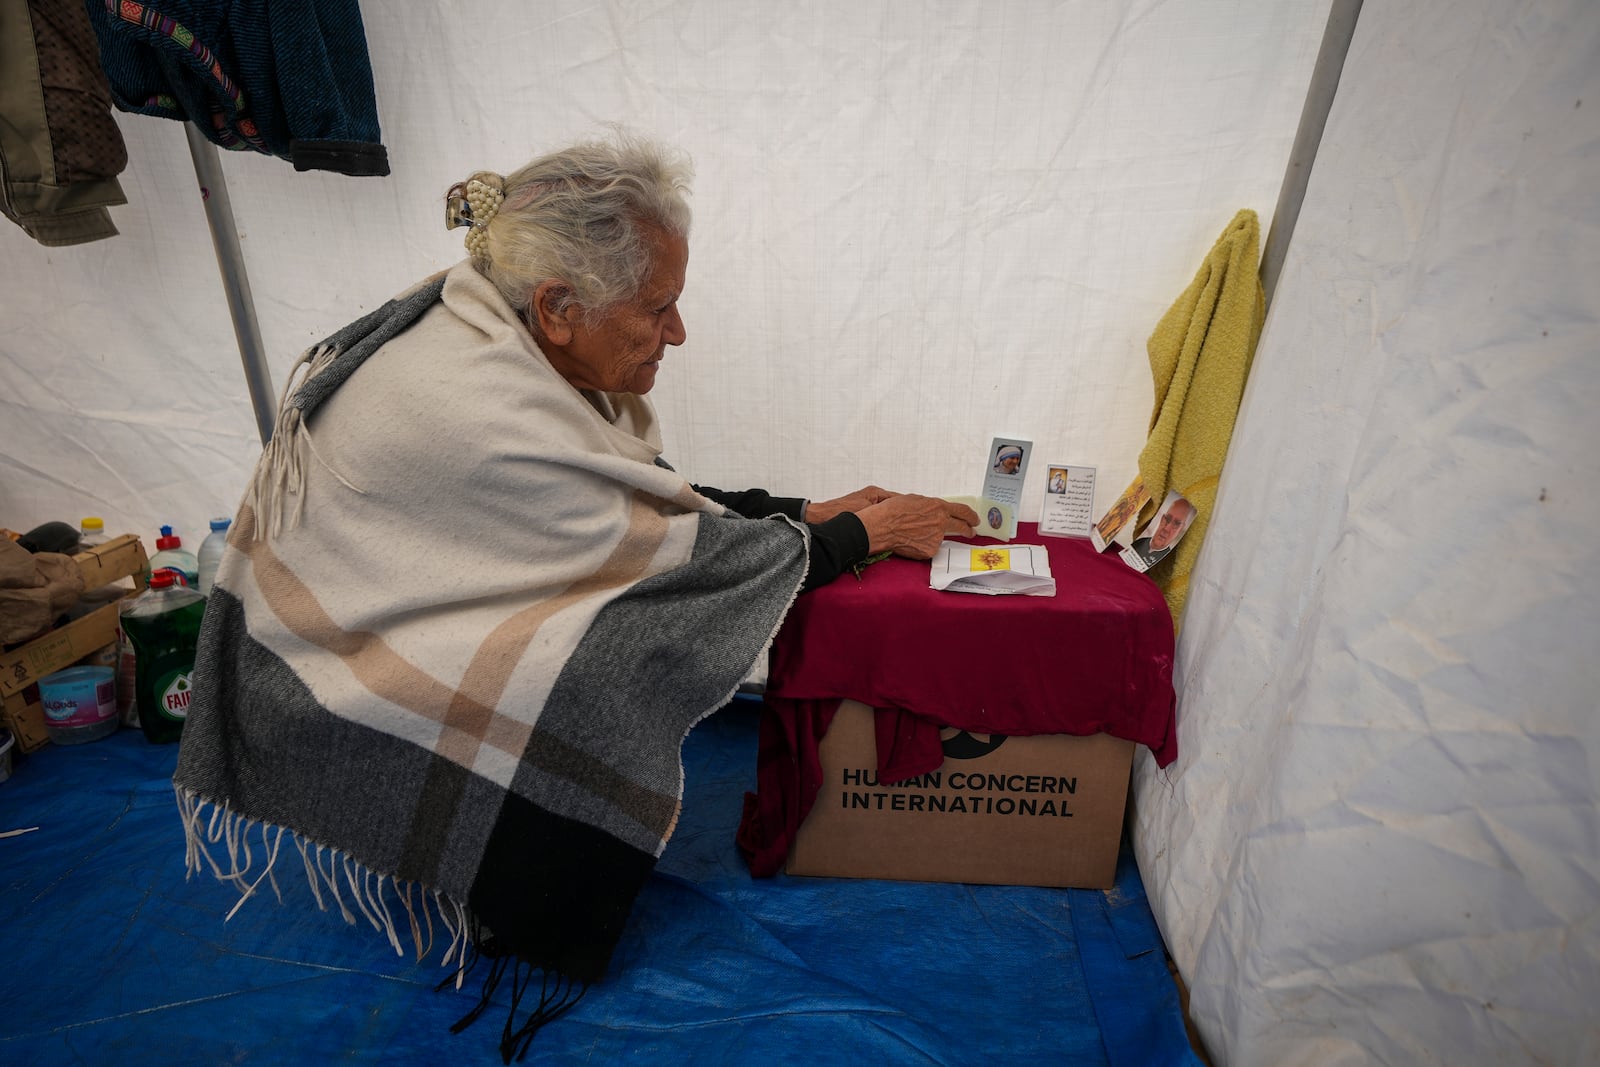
[801,512,871,592]
[694,484,870,592]
[692,484,807,521]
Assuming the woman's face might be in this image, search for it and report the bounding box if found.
[545,225,688,395]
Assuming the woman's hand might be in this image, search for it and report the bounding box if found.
[857,496,980,560]
[805,485,900,523]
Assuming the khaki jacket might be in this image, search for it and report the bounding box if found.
[0,0,127,247]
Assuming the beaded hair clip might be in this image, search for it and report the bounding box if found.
[444,175,506,264]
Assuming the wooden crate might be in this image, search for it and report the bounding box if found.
[1,534,149,752]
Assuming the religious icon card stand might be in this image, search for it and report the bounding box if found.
[1090,473,1150,553]
[954,436,1032,541]
[1037,464,1097,539]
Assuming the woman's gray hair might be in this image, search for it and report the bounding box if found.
[458,130,693,323]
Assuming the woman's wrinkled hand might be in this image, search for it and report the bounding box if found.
[805,485,900,524]
[857,496,980,560]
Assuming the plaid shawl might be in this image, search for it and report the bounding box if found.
[173,261,808,1059]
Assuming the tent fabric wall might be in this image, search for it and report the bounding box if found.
[1132,1,1599,1064]
[3,1,1594,1061]
[0,0,1327,543]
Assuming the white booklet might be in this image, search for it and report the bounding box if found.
[929,541,1056,597]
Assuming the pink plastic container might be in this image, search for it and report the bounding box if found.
[38,665,119,744]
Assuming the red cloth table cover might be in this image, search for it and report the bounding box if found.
[737,525,1177,876]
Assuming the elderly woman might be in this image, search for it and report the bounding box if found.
[174,132,975,1060]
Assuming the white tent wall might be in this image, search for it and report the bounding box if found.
[0,1,1327,545]
[1132,1,1599,1064]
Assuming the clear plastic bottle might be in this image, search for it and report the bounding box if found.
[148,524,199,587]
[78,516,108,548]
[73,515,129,617]
[119,571,207,744]
[196,517,231,596]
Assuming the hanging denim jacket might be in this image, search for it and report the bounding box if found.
[85,0,389,177]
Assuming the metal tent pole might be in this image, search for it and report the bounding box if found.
[184,123,277,446]
[1260,0,1364,307]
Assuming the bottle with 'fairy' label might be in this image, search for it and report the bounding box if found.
[119,570,206,743]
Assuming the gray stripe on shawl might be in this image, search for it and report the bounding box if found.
[507,510,807,853]
[174,587,498,896]
[290,278,447,416]
[177,512,805,881]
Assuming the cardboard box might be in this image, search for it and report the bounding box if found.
[1,535,149,752]
[787,700,1134,889]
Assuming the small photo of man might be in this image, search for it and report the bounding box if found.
[1125,492,1196,571]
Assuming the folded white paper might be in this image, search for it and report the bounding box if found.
[929,542,1056,596]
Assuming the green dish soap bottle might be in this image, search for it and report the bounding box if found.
[119,570,207,743]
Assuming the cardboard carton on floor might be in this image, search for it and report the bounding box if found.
[787,700,1133,889]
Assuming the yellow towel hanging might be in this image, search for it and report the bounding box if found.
[1136,208,1265,630]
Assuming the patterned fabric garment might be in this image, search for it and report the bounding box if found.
[172,261,809,1059]
[85,0,389,175]
[0,0,128,245]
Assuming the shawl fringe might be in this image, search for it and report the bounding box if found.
[176,784,469,971]
[177,785,577,1059]
[243,341,363,540]
[241,275,446,540]
[440,922,591,1063]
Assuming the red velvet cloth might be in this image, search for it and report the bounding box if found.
[736,525,1177,876]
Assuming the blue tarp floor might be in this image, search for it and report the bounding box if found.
[0,698,1201,1065]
